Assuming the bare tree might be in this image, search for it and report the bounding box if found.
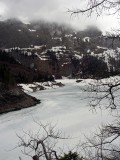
[17,121,68,160]
[71,0,120,151]
[75,75,120,160]
[79,120,120,160]
[85,78,120,110]
[68,0,120,110]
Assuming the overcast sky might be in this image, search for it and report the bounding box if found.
[0,0,119,33]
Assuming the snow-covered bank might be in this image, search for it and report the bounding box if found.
[0,79,117,160]
[18,81,64,93]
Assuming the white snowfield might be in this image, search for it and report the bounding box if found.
[0,79,118,160]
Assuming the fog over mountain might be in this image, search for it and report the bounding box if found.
[0,0,119,33]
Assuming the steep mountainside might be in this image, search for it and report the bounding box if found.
[0,19,120,79]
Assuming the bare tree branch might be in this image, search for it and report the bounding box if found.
[17,122,69,160]
[68,0,120,17]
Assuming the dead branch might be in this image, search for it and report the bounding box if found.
[84,78,120,110]
[68,0,120,17]
[80,121,120,159]
[17,122,68,160]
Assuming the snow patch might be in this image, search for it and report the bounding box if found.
[28,29,36,32]
[18,81,64,93]
[65,34,73,37]
[83,37,90,42]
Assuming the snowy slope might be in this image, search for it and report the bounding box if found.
[92,47,120,71]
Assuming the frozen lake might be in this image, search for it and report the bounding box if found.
[0,79,115,160]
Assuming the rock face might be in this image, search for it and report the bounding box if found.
[0,87,40,114]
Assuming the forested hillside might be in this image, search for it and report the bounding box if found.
[0,19,120,80]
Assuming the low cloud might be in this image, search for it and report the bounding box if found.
[0,0,119,32]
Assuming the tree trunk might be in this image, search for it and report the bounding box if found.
[33,155,39,160]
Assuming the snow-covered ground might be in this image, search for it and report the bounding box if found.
[0,79,117,160]
[18,81,62,93]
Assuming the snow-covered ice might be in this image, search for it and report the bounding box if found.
[0,79,117,160]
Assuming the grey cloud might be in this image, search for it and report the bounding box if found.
[1,0,64,19]
[0,0,118,32]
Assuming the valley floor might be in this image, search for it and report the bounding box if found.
[0,79,117,160]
